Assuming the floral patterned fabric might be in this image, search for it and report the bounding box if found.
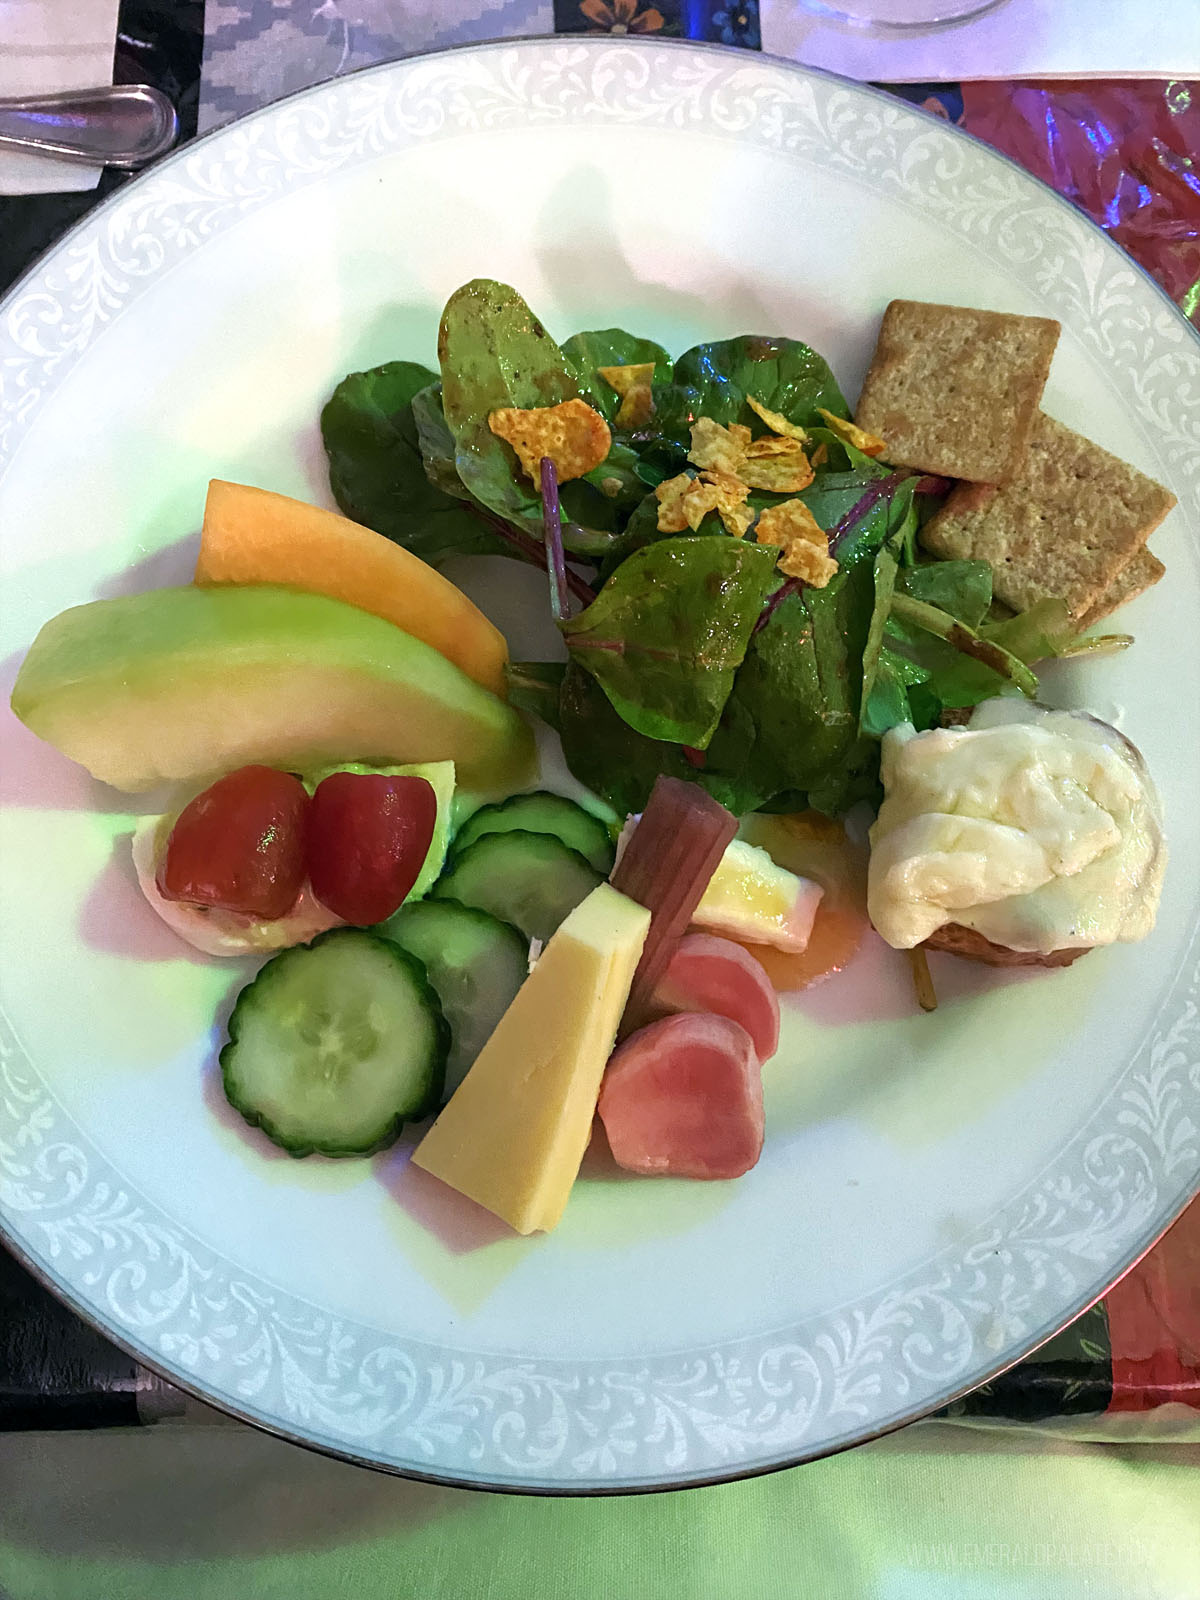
[557,0,761,46]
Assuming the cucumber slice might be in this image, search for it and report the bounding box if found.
[432,832,602,943]
[381,898,527,1099]
[221,928,448,1156]
[301,760,456,900]
[452,791,615,874]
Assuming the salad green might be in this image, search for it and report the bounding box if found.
[560,536,779,748]
[561,328,673,421]
[321,278,1113,818]
[321,361,498,562]
[668,334,849,436]
[437,279,580,540]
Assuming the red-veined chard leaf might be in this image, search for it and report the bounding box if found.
[560,535,780,748]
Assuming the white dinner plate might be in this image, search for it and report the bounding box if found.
[1,39,1198,1492]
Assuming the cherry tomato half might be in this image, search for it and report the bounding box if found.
[307,773,437,926]
[158,765,310,919]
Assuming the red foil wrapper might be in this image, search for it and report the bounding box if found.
[1107,1198,1200,1414]
[962,79,1200,326]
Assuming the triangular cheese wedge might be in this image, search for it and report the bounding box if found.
[412,883,650,1234]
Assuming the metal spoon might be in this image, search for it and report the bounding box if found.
[0,84,177,169]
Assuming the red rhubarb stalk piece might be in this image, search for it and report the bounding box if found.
[610,775,738,1035]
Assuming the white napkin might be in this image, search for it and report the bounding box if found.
[0,0,121,196]
[760,0,1200,82]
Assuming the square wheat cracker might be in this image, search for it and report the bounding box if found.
[1079,546,1166,628]
[921,412,1176,618]
[855,299,1060,482]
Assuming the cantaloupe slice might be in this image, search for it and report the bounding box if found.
[12,585,534,795]
[195,480,509,698]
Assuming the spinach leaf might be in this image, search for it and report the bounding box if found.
[799,463,893,533]
[740,571,879,805]
[556,469,918,813]
[858,482,924,740]
[890,597,1129,714]
[737,592,854,794]
[644,381,704,453]
[556,661,780,818]
[321,361,500,561]
[592,487,727,583]
[715,474,916,806]
[860,544,900,737]
[438,279,580,537]
[557,665,706,815]
[409,381,470,499]
[505,661,566,734]
[876,630,984,714]
[567,441,649,530]
[598,457,912,587]
[672,335,849,432]
[842,473,919,565]
[804,425,891,476]
[436,281,627,561]
[983,597,1093,661]
[562,329,673,421]
[859,508,963,739]
[870,577,1050,728]
[892,596,1037,697]
[898,560,993,627]
[615,490,667,558]
[552,553,886,819]
[561,536,779,747]
[808,754,884,818]
[862,652,914,742]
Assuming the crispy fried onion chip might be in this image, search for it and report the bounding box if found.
[688,417,751,476]
[688,416,813,493]
[740,434,814,494]
[655,469,753,538]
[596,362,656,428]
[694,412,819,492]
[746,395,809,442]
[816,407,887,458]
[755,499,838,586]
[488,398,611,483]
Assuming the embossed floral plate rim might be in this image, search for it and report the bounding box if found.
[1,38,1199,1492]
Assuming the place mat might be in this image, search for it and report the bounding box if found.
[0,0,1196,1441]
